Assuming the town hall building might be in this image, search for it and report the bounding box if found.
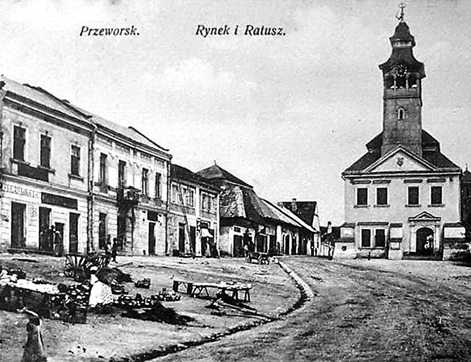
[337,13,466,260]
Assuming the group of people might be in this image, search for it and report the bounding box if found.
[104,235,119,262]
[39,225,63,257]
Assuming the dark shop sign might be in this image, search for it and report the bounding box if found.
[41,192,78,210]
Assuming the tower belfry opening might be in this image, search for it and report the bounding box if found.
[379,6,425,157]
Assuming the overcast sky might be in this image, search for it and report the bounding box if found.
[1,0,471,225]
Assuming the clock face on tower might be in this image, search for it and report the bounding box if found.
[392,64,408,78]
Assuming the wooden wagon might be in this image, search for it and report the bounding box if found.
[63,253,111,281]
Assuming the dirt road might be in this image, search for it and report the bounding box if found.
[154,257,471,362]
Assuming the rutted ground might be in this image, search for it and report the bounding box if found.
[153,257,471,362]
[0,255,298,362]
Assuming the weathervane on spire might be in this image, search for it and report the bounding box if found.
[396,3,406,22]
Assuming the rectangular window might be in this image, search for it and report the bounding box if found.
[99,153,107,185]
[201,192,216,213]
[375,229,386,247]
[431,186,442,205]
[13,126,26,161]
[40,134,51,168]
[361,229,371,248]
[185,188,195,207]
[171,184,179,204]
[376,188,388,205]
[408,186,419,205]
[118,160,126,188]
[357,188,368,206]
[155,172,161,199]
[142,168,149,196]
[70,145,81,176]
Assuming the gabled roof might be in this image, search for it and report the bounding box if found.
[265,200,318,233]
[259,198,301,228]
[363,145,438,174]
[219,184,304,228]
[197,164,252,188]
[462,169,471,183]
[343,130,460,175]
[171,164,216,190]
[280,201,317,226]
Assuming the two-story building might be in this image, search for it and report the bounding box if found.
[0,76,94,254]
[81,113,171,256]
[167,164,219,257]
[0,76,172,256]
[338,16,466,260]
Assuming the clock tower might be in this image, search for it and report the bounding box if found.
[379,14,425,157]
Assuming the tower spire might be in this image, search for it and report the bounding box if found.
[396,3,406,22]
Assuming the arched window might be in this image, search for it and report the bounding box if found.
[398,108,405,120]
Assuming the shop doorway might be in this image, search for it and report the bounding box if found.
[117,215,126,250]
[11,202,26,249]
[39,207,51,251]
[190,226,196,255]
[269,235,276,255]
[69,213,79,254]
[233,235,243,257]
[291,236,297,255]
[148,222,156,255]
[178,223,185,254]
[284,235,290,255]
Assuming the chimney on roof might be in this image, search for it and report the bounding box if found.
[291,198,297,212]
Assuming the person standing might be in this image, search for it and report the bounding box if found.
[111,237,119,263]
[19,308,47,362]
[104,234,112,256]
[52,226,63,257]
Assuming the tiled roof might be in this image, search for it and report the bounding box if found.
[219,184,303,228]
[344,130,460,174]
[280,201,317,226]
[197,164,252,188]
[171,164,216,190]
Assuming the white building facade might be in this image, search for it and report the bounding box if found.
[338,18,465,260]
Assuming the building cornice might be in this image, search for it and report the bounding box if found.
[5,93,93,135]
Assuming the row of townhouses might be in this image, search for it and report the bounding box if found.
[0,76,321,258]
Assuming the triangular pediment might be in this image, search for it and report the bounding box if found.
[408,211,441,222]
[364,146,436,173]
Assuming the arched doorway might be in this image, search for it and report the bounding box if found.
[284,235,290,255]
[416,227,434,255]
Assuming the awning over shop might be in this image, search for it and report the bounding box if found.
[201,229,213,238]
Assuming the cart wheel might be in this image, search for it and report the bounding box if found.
[64,256,75,277]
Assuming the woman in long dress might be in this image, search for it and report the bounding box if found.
[20,308,47,362]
